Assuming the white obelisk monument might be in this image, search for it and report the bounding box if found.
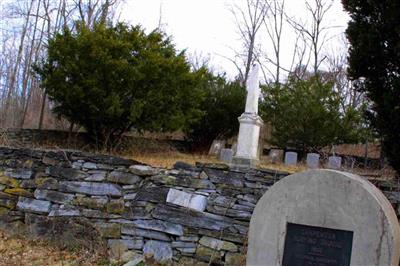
[232,64,263,167]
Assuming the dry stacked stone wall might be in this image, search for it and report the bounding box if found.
[0,147,398,265]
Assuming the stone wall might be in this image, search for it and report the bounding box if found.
[0,147,398,265]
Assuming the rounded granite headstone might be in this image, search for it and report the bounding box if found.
[247,169,400,266]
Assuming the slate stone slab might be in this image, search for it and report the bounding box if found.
[143,240,173,263]
[17,197,51,213]
[152,204,237,232]
[47,166,86,180]
[59,181,122,196]
[107,171,141,185]
[34,189,74,204]
[204,169,244,187]
[129,165,159,176]
[122,225,170,241]
[130,219,183,236]
[166,188,207,212]
[150,175,215,189]
[5,169,32,179]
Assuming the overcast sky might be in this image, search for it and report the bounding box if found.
[120,0,350,80]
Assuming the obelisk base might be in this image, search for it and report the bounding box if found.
[231,112,263,168]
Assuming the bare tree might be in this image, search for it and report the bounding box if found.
[228,0,268,84]
[286,0,335,75]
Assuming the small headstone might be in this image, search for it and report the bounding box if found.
[247,170,400,266]
[208,140,226,155]
[269,149,284,164]
[284,152,297,166]
[328,156,342,169]
[306,153,320,168]
[219,148,233,163]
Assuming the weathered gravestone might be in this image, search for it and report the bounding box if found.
[208,140,226,155]
[269,149,284,164]
[284,151,297,166]
[328,156,342,169]
[247,169,400,266]
[219,148,234,163]
[306,153,320,168]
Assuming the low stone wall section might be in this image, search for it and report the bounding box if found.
[0,147,398,265]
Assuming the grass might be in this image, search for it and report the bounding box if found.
[0,230,111,266]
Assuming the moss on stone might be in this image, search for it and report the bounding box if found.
[4,188,33,197]
[106,200,125,214]
[0,174,20,188]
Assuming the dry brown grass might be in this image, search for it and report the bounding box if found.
[0,230,110,266]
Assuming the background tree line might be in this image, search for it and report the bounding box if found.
[1,0,398,174]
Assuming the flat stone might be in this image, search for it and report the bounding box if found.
[0,175,19,187]
[209,195,236,207]
[199,236,237,252]
[166,188,207,212]
[171,241,197,248]
[4,188,33,197]
[195,245,222,262]
[5,169,32,179]
[204,169,244,187]
[247,169,400,266]
[134,187,169,203]
[47,166,86,180]
[106,199,125,214]
[122,225,170,241]
[129,165,159,176]
[82,162,98,169]
[59,181,122,196]
[178,235,199,242]
[123,193,137,200]
[34,189,74,204]
[143,240,173,263]
[177,247,196,254]
[152,204,236,232]
[122,253,144,266]
[72,196,108,209]
[0,198,16,209]
[85,171,106,181]
[34,177,59,190]
[49,207,80,216]
[150,174,215,189]
[17,197,51,213]
[173,161,199,172]
[207,205,252,220]
[130,219,183,236]
[107,171,141,185]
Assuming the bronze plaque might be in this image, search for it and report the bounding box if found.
[282,222,353,266]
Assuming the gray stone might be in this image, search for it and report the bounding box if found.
[49,207,80,216]
[122,254,144,266]
[171,241,197,248]
[284,151,297,166]
[143,240,173,263]
[328,155,342,169]
[17,197,51,213]
[47,166,86,180]
[122,225,170,241]
[107,171,141,185]
[82,162,98,169]
[199,236,238,252]
[59,181,122,196]
[306,153,320,168]
[166,188,207,212]
[219,148,234,163]
[178,235,199,242]
[129,165,159,176]
[123,193,137,200]
[131,219,183,236]
[150,174,215,189]
[34,189,74,204]
[5,169,32,179]
[176,247,196,254]
[247,169,400,266]
[85,171,106,181]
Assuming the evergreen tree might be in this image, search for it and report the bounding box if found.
[261,76,366,152]
[342,0,400,173]
[35,22,203,148]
